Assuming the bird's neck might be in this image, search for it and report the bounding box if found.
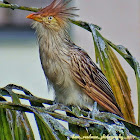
[33,22,71,56]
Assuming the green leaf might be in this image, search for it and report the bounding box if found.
[34,114,59,140]
[105,41,140,125]
[0,108,13,140]
[0,92,140,138]
[67,107,89,140]
[20,87,67,140]
[3,85,35,140]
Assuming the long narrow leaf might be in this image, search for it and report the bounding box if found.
[106,41,140,125]
[89,24,135,123]
[9,85,67,140]
[0,108,13,140]
[4,85,35,140]
[0,94,13,140]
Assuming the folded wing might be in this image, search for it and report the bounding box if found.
[70,45,123,117]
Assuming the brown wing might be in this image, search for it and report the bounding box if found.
[70,45,123,117]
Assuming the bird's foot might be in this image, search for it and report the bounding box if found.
[90,102,100,119]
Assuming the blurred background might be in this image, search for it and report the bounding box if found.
[0,0,140,139]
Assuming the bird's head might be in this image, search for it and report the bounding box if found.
[26,0,78,31]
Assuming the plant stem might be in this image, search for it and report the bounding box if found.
[0,3,39,12]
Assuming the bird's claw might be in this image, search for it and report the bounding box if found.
[90,102,100,119]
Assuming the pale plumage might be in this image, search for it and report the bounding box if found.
[27,0,123,117]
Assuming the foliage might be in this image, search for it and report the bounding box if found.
[0,84,140,139]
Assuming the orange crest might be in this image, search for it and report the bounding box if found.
[37,0,78,18]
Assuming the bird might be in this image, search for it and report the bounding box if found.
[26,0,123,117]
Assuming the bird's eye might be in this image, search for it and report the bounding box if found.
[48,16,53,20]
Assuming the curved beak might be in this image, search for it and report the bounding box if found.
[26,13,42,22]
